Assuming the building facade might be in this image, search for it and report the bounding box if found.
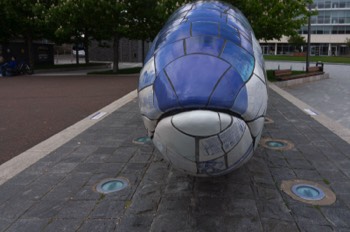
[261,0,350,56]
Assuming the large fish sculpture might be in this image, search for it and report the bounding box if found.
[138,0,268,176]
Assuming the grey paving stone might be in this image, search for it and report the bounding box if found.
[50,162,79,174]
[78,219,117,232]
[157,196,192,213]
[55,200,96,219]
[109,146,139,163]
[7,172,41,186]
[193,215,263,232]
[0,198,35,220]
[44,219,83,232]
[22,200,63,219]
[330,181,350,195]
[294,169,323,181]
[150,212,193,231]
[5,219,48,232]
[0,218,12,231]
[115,213,154,232]
[0,183,25,205]
[260,218,299,232]
[322,207,350,228]
[297,223,334,232]
[73,186,102,201]
[90,200,125,219]
[289,204,331,226]
[256,199,294,222]
[286,158,314,170]
[269,167,297,181]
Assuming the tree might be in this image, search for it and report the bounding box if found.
[153,0,313,41]
[48,0,107,64]
[346,38,350,55]
[288,34,306,52]
[1,0,57,66]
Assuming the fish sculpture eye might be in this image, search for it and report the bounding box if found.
[138,0,268,176]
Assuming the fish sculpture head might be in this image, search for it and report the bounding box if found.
[138,0,268,176]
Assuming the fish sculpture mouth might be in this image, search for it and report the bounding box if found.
[153,110,254,176]
[138,0,268,176]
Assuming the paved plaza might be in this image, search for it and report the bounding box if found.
[0,83,350,231]
[266,61,350,130]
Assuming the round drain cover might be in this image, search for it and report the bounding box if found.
[281,179,336,205]
[266,141,286,148]
[260,138,294,151]
[133,136,151,144]
[291,184,325,201]
[96,178,128,194]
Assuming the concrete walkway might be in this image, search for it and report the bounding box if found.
[266,61,350,130]
[0,83,350,231]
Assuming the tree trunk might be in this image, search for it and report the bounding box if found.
[26,35,34,67]
[75,41,79,64]
[142,40,145,65]
[83,36,89,64]
[112,34,119,73]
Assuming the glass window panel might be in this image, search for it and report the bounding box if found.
[192,21,219,37]
[165,54,230,108]
[220,41,254,82]
[186,36,225,56]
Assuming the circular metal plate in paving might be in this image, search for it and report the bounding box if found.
[264,117,274,124]
[95,178,129,194]
[133,136,152,145]
[260,138,294,151]
[281,180,336,205]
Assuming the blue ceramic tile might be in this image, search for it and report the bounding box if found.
[192,21,219,37]
[227,14,251,41]
[240,34,254,55]
[155,40,184,74]
[154,71,180,112]
[220,41,254,82]
[165,54,230,108]
[155,23,191,51]
[231,86,248,115]
[186,8,222,22]
[220,24,241,45]
[139,57,156,90]
[186,36,224,56]
[208,67,245,108]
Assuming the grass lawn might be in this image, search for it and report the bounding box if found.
[264,55,350,64]
[88,67,142,75]
[35,62,109,70]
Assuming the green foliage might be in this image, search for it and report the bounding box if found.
[288,34,306,52]
[227,0,314,40]
[346,38,350,48]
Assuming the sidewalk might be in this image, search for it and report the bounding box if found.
[0,85,350,231]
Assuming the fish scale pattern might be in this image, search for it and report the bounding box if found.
[138,1,268,176]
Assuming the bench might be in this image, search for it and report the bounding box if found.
[308,66,322,72]
[274,69,292,77]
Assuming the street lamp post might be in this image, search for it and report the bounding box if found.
[306,4,311,72]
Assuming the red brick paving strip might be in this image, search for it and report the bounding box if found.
[0,74,139,164]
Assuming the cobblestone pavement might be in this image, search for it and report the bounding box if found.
[1,88,350,232]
